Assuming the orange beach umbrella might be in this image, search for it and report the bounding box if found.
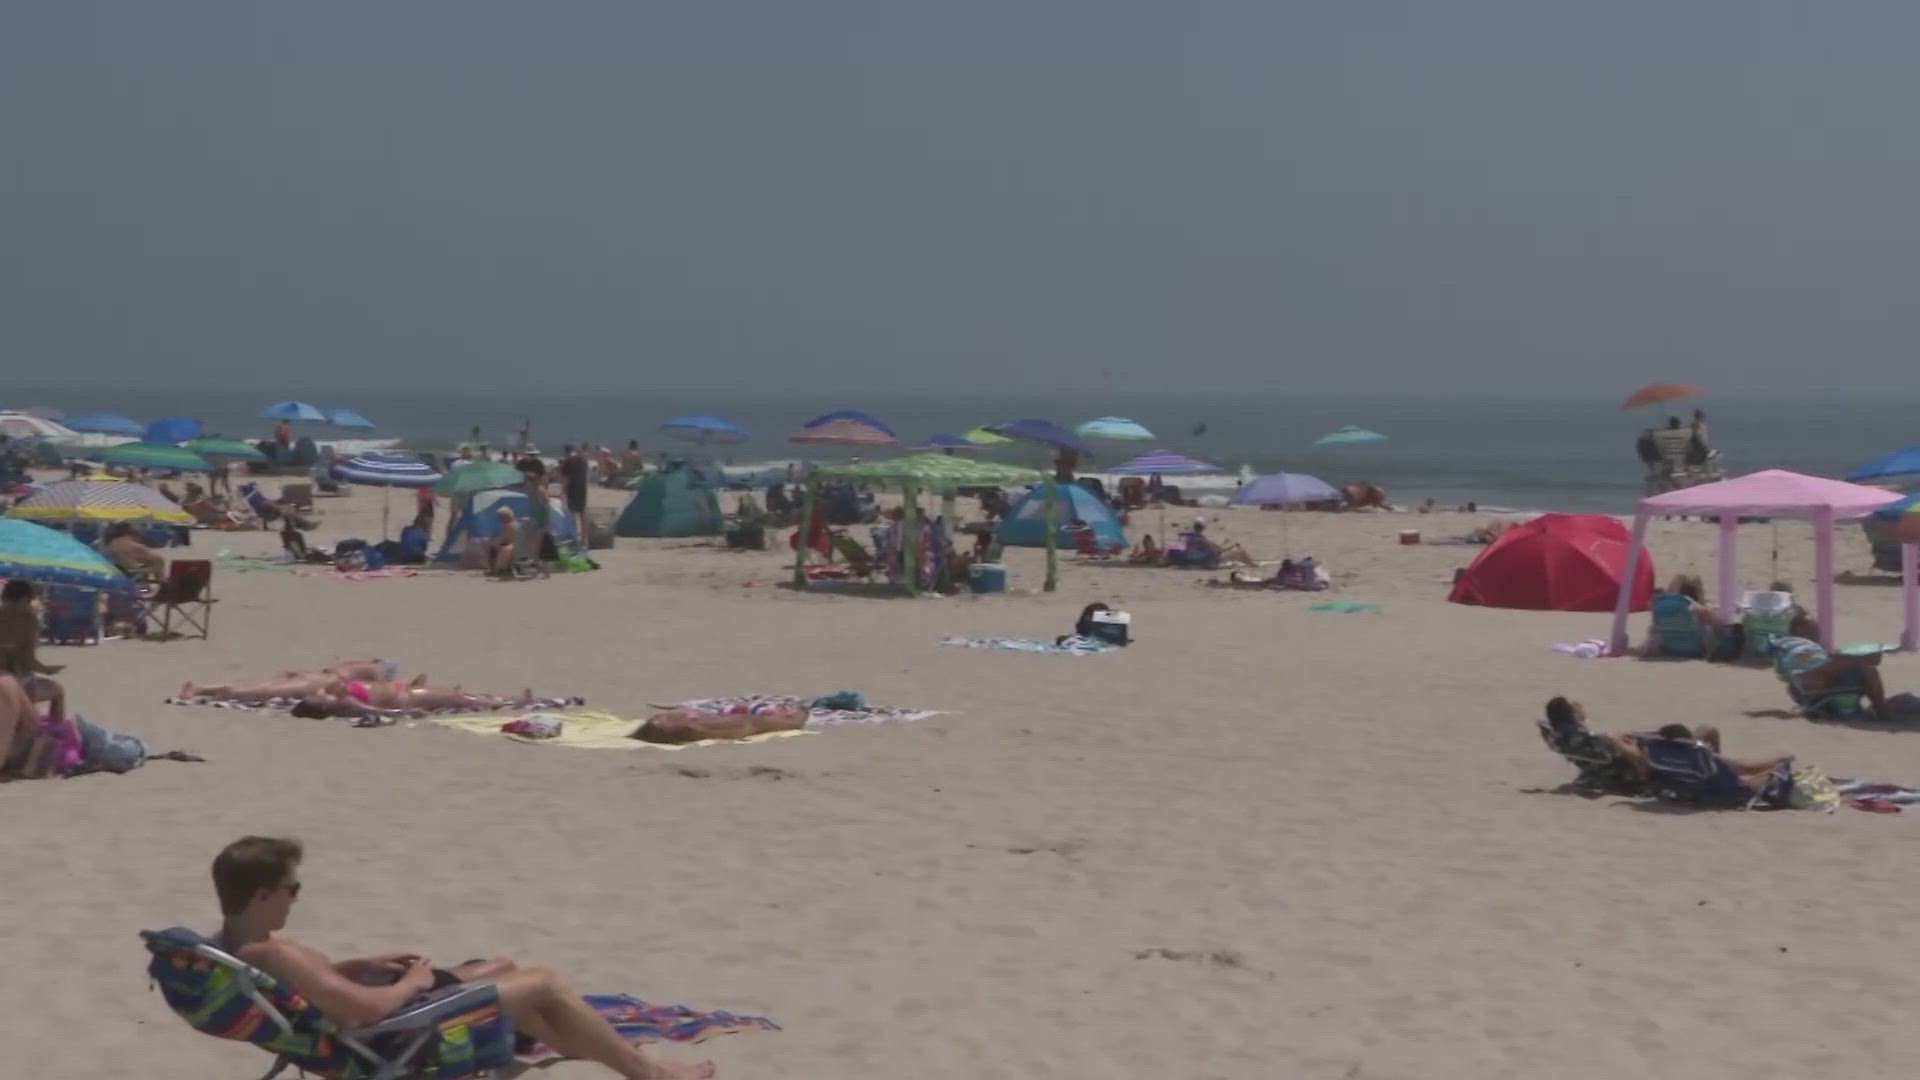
[1621,382,1703,410]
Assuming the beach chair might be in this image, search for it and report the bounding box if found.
[1538,721,1647,792]
[1636,737,1793,809]
[281,482,316,511]
[830,532,880,579]
[142,927,514,1080]
[39,585,103,645]
[149,559,216,639]
[1648,593,1709,658]
[1070,522,1125,560]
[1739,591,1796,660]
[240,483,284,526]
[1771,637,1869,719]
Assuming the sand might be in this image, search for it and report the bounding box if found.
[8,482,1920,1079]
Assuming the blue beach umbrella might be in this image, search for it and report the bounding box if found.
[916,433,983,452]
[1075,416,1155,441]
[63,412,145,437]
[0,519,138,593]
[143,417,203,445]
[1313,425,1388,447]
[661,414,749,445]
[332,452,442,488]
[260,400,327,422]
[1231,472,1341,506]
[1849,447,1920,484]
[325,407,376,430]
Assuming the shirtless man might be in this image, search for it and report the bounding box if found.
[208,837,715,1078]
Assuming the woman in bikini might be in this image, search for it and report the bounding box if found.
[181,660,413,704]
[293,679,534,718]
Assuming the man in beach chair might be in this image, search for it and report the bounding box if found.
[1539,697,1794,807]
[1771,635,1897,720]
[146,836,716,1080]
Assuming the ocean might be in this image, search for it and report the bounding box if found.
[12,388,1916,513]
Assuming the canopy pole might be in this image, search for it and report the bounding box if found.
[1043,480,1058,592]
[790,479,817,591]
[1609,510,1651,654]
[902,483,920,597]
[1717,514,1738,629]
[1903,541,1918,652]
[1813,506,1836,651]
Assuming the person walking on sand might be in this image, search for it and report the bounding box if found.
[207,836,716,1079]
[560,443,590,545]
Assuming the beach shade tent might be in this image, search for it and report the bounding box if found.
[0,518,139,593]
[616,465,726,538]
[1231,472,1342,506]
[1313,425,1388,447]
[790,413,901,447]
[325,407,376,430]
[0,412,81,444]
[794,454,1045,595]
[434,460,525,499]
[1451,514,1653,612]
[62,412,145,437]
[1111,449,1220,475]
[332,453,444,538]
[1075,417,1155,441]
[438,489,578,563]
[916,434,983,453]
[260,401,328,422]
[181,438,268,464]
[143,417,204,445]
[97,443,213,473]
[1607,470,1910,654]
[7,479,193,526]
[1000,482,1127,550]
[983,420,1092,592]
[1621,383,1703,410]
[1847,447,1920,484]
[661,414,749,445]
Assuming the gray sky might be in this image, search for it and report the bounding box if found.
[4,3,1918,398]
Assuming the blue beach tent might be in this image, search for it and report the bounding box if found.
[436,489,577,562]
[997,481,1127,549]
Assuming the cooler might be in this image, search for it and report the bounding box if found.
[969,563,1007,594]
[1088,609,1131,646]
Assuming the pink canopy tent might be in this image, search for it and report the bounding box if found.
[1607,470,1910,653]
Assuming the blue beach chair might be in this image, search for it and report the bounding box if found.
[1649,592,1709,658]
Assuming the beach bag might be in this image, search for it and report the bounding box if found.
[74,716,148,773]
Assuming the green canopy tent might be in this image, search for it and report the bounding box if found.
[794,454,1043,595]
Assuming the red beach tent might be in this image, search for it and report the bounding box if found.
[1449,514,1654,613]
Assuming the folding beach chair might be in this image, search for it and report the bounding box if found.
[829,532,880,579]
[39,585,103,645]
[142,928,514,1080]
[1636,737,1793,809]
[149,559,217,639]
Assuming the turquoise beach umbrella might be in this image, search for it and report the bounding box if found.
[1313,425,1387,447]
[97,443,214,473]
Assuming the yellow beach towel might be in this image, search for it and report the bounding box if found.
[429,709,813,751]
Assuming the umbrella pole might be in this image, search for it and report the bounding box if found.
[381,487,391,540]
[790,480,817,590]
[1044,480,1058,592]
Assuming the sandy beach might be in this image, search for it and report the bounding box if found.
[9,484,1920,1079]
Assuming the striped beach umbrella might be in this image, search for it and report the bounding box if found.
[790,414,900,446]
[1110,449,1220,474]
[6,479,193,525]
[0,519,138,592]
[332,453,443,488]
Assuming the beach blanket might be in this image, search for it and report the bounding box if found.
[1552,639,1611,658]
[941,635,1115,655]
[165,693,586,723]
[1309,600,1380,614]
[432,708,814,750]
[519,994,777,1062]
[1826,775,1920,813]
[291,566,421,580]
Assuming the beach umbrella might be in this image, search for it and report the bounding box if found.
[333,452,444,539]
[325,407,376,430]
[1232,472,1341,506]
[182,438,268,464]
[260,400,328,422]
[790,413,900,446]
[1848,447,1920,484]
[1313,425,1387,447]
[916,433,983,453]
[0,412,80,443]
[661,414,749,445]
[63,412,145,437]
[961,426,1013,446]
[434,460,525,499]
[983,419,1088,454]
[7,479,193,525]
[1621,383,1703,410]
[0,519,138,593]
[1075,416,1155,441]
[1110,449,1220,475]
[143,417,204,445]
[97,443,214,473]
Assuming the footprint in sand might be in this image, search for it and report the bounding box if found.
[1133,948,1274,978]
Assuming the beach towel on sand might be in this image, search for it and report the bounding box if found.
[165,693,586,722]
[520,995,777,1062]
[663,694,945,728]
[941,635,1114,655]
[433,709,814,750]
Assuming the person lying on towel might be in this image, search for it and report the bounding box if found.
[633,706,809,744]
[205,836,716,1079]
[290,679,533,718]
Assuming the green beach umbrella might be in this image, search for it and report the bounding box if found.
[812,453,1043,488]
[961,426,1013,446]
[434,460,525,498]
[97,443,214,473]
[182,437,268,463]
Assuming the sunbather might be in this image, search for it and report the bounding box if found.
[180,660,409,704]
[0,674,43,779]
[1771,635,1902,718]
[1127,534,1164,565]
[1644,573,1722,658]
[634,706,809,744]
[1167,521,1255,568]
[208,836,715,1079]
[291,679,533,717]
[104,522,167,583]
